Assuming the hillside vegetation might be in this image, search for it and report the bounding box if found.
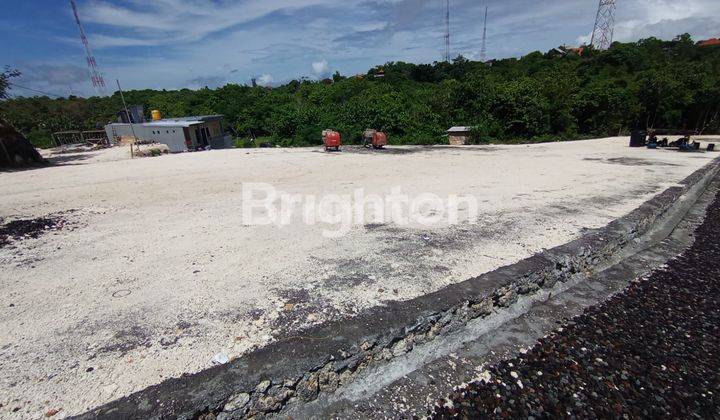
[1,35,719,149]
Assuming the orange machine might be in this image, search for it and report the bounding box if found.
[322,129,342,151]
[363,129,387,149]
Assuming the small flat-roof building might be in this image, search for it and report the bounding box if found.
[105,115,233,153]
[447,126,473,145]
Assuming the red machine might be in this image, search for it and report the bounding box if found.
[323,130,342,151]
[363,129,387,149]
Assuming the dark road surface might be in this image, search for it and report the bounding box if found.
[432,191,720,419]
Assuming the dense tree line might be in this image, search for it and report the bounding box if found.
[1,35,719,149]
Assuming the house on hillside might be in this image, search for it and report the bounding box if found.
[552,45,586,57]
[447,126,473,145]
[105,115,233,153]
[698,38,720,48]
[565,46,585,55]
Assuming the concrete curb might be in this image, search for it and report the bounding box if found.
[78,158,720,420]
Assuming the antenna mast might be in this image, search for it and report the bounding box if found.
[480,5,488,61]
[444,0,450,62]
[70,0,107,95]
[590,0,617,50]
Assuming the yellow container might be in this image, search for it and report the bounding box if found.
[151,110,162,121]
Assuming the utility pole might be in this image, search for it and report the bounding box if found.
[590,0,617,50]
[480,5,488,62]
[444,0,450,62]
[70,0,107,96]
[116,79,139,157]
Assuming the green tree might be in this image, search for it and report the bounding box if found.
[0,67,21,100]
[2,35,719,148]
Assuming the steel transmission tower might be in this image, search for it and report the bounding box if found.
[444,0,450,62]
[480,5,488,61]
[590,0,616,50]
[70,0,107,95]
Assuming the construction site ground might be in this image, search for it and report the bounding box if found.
[0,137,718,418]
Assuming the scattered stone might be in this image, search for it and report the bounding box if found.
[158,336,179,347]
[517,282,540,295]
[392,338,412,357]
[495,287,517,308]
[323,370,342,391]
[212,353,229,365]
[470,298,493,316]
[254,396,282,413]
[298,373,319,401]
[44,408,60,417]
[223,392,250,412]
[255,380,271,394]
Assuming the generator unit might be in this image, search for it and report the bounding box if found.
[363,129,387,149]
[322,129,342,151]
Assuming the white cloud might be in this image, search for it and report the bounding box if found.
[17,63,89,87]
[577,32,592,46]
[89,34,152,48]
[312,60,329,76]
[13,0,720,96]
[614,16,720,42]
[578,0,720,45]
[257,74,274,86]
[80,0,351,46]
[188,75,226,88]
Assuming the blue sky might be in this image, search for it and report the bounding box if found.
[2,0,719,98]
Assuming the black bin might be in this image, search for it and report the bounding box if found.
[709,143,716,152]
[629,130,647,147]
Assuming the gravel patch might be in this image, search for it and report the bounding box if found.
[432,190,720,418]
[0,213,72,249]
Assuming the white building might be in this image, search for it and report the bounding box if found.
[105,115,234,153]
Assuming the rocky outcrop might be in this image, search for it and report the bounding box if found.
[0,117,46,167]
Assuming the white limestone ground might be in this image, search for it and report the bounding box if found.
[0,137,717,418]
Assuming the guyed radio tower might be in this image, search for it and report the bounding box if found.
[480,5,488,62]
[590,0,617,50]
[70,0,107,95]
[444,0,450,62]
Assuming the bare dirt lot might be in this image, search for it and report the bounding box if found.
[0,137,718,418]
